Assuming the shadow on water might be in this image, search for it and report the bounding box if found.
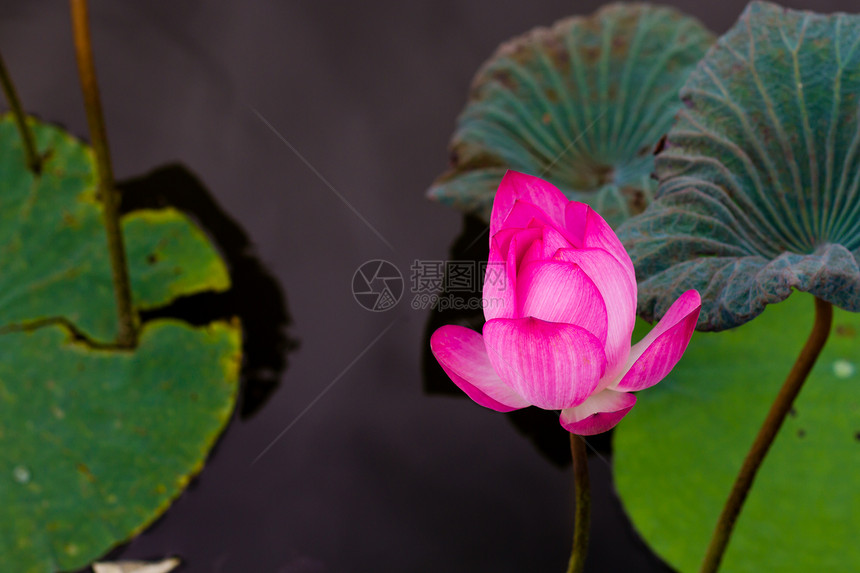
[119,163,298,419]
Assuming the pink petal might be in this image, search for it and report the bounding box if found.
[565,202,636,288]
[533,225,573,260]
[493,226,542,270]
[490,227,522,259]
[518,224,572,269]
[613,290,701,392]
[490,171,569,239]
[483,317,607,410]
[559,389,637,435]
[517,229,544,270]
[499,199,556,233]
[517,261,608,343]
[430,325,530,412]
[486,228,542,321]
[520,235,547,271]
[483,245,515,321]
[554,248,637,378]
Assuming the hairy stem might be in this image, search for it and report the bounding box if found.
[70,0,137,348]
[700,296,833,573]
[0,51,41,173]
[566,434,591,573]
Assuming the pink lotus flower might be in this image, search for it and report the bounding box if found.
[430,171,701,435]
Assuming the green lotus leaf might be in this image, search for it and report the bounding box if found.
[0,115,240,572]
[428,3,713,227]
[619,2,860,330]
[614,293,860,572]
[0,322,240,573]
[0,116,230,343]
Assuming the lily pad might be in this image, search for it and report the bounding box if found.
[0,323,239,572]
[614,292,860,572]
[619,2,860,330]
[0,115,241,572]
[428,3,713,227]
[0,116,230,343]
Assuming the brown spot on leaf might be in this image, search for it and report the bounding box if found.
[621,186,648,215]
[592,164,615,188]
[654,134,668,155]
[76,463,96,483]
[583,46,601,63]
[490,70,516,90]
[836,324,856,338]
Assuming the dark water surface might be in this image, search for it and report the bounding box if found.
[1,1,852,571]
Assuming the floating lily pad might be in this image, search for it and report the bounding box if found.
[0,323,239,572]
[0,116,230,343]
[614,293,860,572]
[0,115,240,572]
[619,2,860,330]
[428,3,713,227]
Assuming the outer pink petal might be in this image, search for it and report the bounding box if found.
[613,290,701,392]
[559,390,637,435]
[565,202,636,288]
[483,317,607,410]
[490,171,569,239]
[517,261,608,344]
[554,248,636,378]
[430,325,530,412]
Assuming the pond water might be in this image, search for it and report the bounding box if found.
[1,0,849,571]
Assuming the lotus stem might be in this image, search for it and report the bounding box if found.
[700,296,833,573]
[70,0,137,348]
[0,51,41,174]
[566,433,590,573]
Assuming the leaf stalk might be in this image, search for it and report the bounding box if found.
[0,51,41,174]
[70,0,137,348]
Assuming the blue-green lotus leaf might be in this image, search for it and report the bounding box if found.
[427,3,713,227]
[619,1,860,330]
